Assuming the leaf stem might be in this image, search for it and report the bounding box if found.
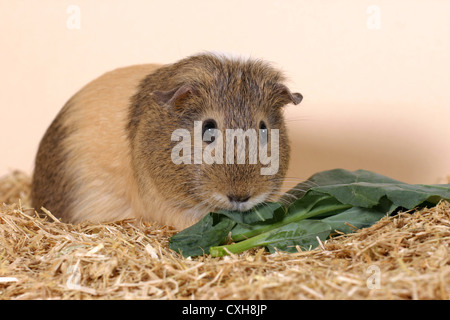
[212,203,352,257]
[231,203,352,242]
[211,229,271,257]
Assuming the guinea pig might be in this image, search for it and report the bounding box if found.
[31,53,302,230]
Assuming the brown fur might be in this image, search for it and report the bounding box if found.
[31,53,302,230]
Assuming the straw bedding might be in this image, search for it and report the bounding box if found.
[0,170,449,300]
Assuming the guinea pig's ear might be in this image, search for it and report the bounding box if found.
[275,84,303,106]
[152,84,197,108]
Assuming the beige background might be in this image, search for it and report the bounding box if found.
[1,0,449,185]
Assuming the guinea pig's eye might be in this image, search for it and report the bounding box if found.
[202,119,217,143]
[259,121,267,131]
[259,121,268,134]
[259,120,268,144]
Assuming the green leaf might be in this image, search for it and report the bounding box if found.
[286,169,450,210]
[287,191,350,218]
[322,206,387,234]
[169,213,236,257]
[216,202,285,226]
[170,168,450,257]
[168,203,285,257]
[210,220,332,257]
[313,182,450,210]
[265,220,332,253]
[281,168,405,202]
[230,194,350,242]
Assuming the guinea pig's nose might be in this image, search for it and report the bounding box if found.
[227,194,251,203]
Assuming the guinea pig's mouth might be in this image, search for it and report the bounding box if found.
[210,192,269,212]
